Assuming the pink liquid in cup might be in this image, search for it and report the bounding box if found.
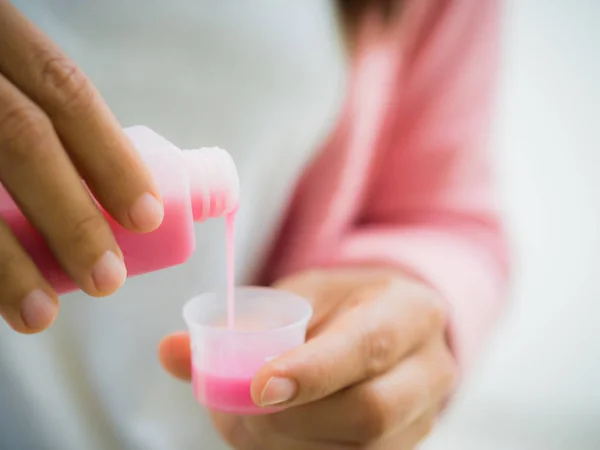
[192,366,281,415]
[183,288,312,415]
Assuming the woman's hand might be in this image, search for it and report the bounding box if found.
[159,268,457,449]
[0,1,163,333]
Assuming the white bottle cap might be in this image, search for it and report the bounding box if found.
[182,148,239,221]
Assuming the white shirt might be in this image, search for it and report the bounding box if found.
[0,2,347,449]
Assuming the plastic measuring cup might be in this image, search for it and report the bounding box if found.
[183,286,312,415]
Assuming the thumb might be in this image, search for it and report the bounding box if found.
[249,301,379,408]
[250,278,427,409]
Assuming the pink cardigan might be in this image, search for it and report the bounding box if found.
[262,0,509,372]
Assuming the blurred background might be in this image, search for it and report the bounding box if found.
[424,1,600,449]
[2,1,599,449]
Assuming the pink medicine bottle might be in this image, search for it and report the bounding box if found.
[0,126,239,295]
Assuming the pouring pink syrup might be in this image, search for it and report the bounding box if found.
[190,207,277,415]
[191,204,292,415]
[0,124,270,414]
[0,126,240,295]
[225,208,237,330]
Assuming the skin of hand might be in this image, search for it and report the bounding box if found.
[0,1,164,333]
[159,268,458,450]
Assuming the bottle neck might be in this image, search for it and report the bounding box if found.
[182,148,239,221]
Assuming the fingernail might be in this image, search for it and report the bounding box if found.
[260,377,298,406]
[20,289,57,330]
[129,193,164,232]
[92,251,127,294]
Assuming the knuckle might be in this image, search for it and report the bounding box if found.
[356,385,393,443]
[413,292,447,337]
[361,321,396,377]
[41,57,94,113]
[68,212,108,250]
[0,104,51,157]
[0,246,21,286]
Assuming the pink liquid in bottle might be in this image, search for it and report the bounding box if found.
[192,368,280,415]
[0,126,239,295]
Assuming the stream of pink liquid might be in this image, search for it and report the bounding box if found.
[225,209,236,329]
[194,207,282,415]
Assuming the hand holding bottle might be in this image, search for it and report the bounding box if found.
[0,1,164,333]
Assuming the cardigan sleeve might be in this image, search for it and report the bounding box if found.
[334,0,510,371]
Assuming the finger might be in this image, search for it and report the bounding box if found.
[0,1,163,232]
[243,409,438,450]
[158,332,192,381]
[0,218,58,333]
[273,269,403,337]
[374,407,438,450]
[0,75,126,296]
[218,411,349,450]
[252,279,444,407]
[272,270,344,333]
[261,338,454,443]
